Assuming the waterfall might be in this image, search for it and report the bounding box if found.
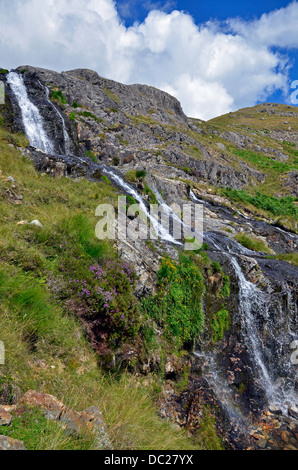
[102,169,182,245]
[229,255,297,411]
[38,80,72,155]
[7,72,54,154]
[189,192,297,415]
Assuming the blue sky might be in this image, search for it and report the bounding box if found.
[116,0,291,25]
[1,0,298,119]
[116,0,298,106]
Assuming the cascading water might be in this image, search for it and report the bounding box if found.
[188,193,298,416]
[38,80,72,155]
[102,169,182,245]
[7,72,54,154]
[228,255,296,409]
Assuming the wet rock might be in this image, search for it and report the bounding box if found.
[288,405,298,420]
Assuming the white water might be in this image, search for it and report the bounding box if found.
[39,80,72,155]
[189,191,297,414]
[7,72,54,153]
[231,255,297,410]
[102,169,182,245]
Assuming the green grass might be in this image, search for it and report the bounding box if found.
[268,253,298,267]
[233,149,298,174]
[78,111,102,122]
[211,308,230,343]
[0,127,222,450]
[0,408,94,450]
[142,255,205,346]
[234,233,273,254]
[86,150,97,162]
[222,187,298,220]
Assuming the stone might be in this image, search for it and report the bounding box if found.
[18,391,111,449]
[60,406,111,450]
[0,435,26,450]
[0,408,12,426]
[269,404,283,415]
[256,439,268,449]
[288,405,298,420]
[19,390,66,420]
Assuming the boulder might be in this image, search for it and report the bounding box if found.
[0,408,12,426]
[0,435,26,450]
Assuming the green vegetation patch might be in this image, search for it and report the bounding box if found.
[51,89,68,105]
[222,187,298,220]
[233,149,298,174]
[234,233,273,254]
[211,308,230,343]
[103,87,121,104]
[142,255,205,346]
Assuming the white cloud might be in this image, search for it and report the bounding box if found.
[0,0,297,119]
[228,1,298,49]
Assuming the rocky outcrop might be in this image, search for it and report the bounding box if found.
[3,66,268,191]
[1,390,111,450]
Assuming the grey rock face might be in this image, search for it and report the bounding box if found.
[4,66,266,191]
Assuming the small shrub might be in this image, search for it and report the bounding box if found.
[51,89,68,105]
[112,156,120,166]
[125,170,138,183]
[136,170,147,179]
[69,260,140,347]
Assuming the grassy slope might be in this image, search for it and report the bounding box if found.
[0,127,222,450]
[186,105,298,232]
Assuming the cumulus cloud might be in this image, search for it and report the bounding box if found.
[0,0,297,119]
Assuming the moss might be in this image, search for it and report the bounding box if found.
[211,308,230,343]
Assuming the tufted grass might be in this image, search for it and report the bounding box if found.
[234,233,274,254]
